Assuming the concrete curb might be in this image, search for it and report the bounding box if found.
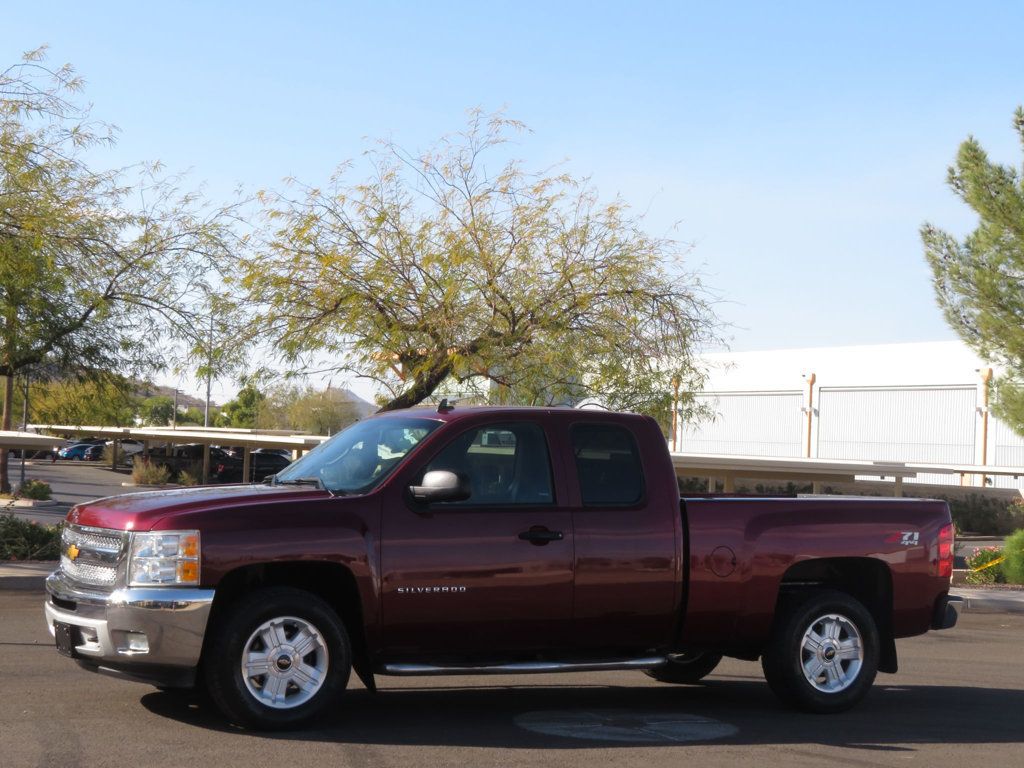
[951,587,1024,614]
[0,562,55,591]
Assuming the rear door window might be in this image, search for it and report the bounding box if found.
[571,424,644,506]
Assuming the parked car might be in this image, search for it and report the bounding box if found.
[131,443,232,479]
[125,445,162,468]
[221,447,294,461]
[253,447,293,459]
[57,443,99,461]
[45,406,959,729]
[6,448,56,460]
[107,439,144,457]
[82,444,105,461]
[211,451,293,483]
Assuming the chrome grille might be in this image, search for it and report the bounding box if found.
[60,557,118,586]
[60,525,128,588]
[65,527,123,555]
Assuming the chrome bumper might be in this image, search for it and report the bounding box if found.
[44,570,215,679]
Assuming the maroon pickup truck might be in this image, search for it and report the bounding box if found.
[44,405,959,729]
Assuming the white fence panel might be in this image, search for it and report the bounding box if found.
[679,391,803,457]
[676,381,1023,490]
[989,416,1024,489]
[817,386,976,486]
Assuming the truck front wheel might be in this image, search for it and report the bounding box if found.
[645,651,723,684]
[204,586,351,729]
[761,589,879,713]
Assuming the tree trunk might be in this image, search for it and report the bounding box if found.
[377,359,454,412]
[0,374,12,494]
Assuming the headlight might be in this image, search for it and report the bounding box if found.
[128,530,200,586]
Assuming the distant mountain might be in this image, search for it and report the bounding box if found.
[139,382,378,422]
[338,388,378,418]
[136,383,211,410]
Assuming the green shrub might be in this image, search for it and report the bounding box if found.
[965,546,1006,585]
[946,495,1024,536]
[1001,529,1024,585]
[131,460,171,485]
[0,513,62,560]
[17,479,52,501]
[177,467,200,486]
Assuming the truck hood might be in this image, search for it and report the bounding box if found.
[66,484,329,531]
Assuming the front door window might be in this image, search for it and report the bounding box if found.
[421,423,555,506]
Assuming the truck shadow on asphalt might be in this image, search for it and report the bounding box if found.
[140,677,1024,748]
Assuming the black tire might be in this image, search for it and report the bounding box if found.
[761,589,879,713]
[204,586,351,729]
[645,651,723,684]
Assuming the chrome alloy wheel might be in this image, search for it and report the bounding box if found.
[800,613,864,693]
[241,616,330,709]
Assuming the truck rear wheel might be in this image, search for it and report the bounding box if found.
[761,589,879,713]
[645,652,723,684]
[204,586,351,729]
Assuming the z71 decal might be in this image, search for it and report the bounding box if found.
[884,531,920,546]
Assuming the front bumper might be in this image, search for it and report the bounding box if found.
[44,570,215,686]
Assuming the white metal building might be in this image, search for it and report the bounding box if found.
[678,341,1024,489]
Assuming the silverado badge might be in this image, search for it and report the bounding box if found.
[66,544,80,561]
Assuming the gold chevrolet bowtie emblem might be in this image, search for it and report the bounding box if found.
[67,544,80,561]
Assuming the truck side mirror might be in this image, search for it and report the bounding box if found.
[409,470,471,503]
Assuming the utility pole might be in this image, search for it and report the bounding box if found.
[19,370,29,487]
[979,367,993,487]
[172,388,179,429]
[204,314,213,428]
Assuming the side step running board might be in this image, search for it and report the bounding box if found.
[381,656,668,676]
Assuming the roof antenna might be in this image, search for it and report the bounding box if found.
[437,398,455,413]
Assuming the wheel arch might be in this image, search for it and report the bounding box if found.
[204,561,375,691]
[778,557,897,674]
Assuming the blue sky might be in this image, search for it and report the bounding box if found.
[4,2,1023,401]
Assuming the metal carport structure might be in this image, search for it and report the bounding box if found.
[28,425,328,484]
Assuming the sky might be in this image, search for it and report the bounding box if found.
[4,1,1023,405]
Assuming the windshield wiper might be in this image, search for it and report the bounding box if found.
[275,477,325,489]
[272,475,349,496]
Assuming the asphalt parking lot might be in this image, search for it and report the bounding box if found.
[1,589,1021,768]
[5,462,144,523]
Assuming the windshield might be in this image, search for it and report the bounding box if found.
[275,416,442,494]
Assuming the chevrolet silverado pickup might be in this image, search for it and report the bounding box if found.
[44,405,959,729]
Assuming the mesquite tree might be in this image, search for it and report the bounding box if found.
[0,48,237,492]
[238,112,718,417]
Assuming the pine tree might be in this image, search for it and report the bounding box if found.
[923,107,1024,435]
